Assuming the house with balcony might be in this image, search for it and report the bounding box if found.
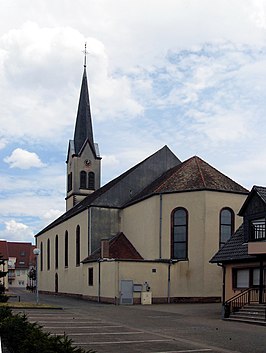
[0,241,36,290]
[211,185,266,323]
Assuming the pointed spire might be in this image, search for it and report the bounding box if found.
[73,48,96,156]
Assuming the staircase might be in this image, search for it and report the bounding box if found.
[226,303,266,326]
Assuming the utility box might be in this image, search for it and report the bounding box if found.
[141,291,152,305]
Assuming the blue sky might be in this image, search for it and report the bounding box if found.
[1,0,266,243]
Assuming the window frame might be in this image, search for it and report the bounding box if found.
[40,242,43,271]
[88,267,93,286]
[76,225,80,266]
[80,171,87,189]
[171,207,188,260]
[88,172,95,190]
[47,238,50,271]
[55,235,58,269]
[219,208,235,249]
[65,231,68,268]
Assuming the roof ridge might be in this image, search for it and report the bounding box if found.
[194,156,207,188]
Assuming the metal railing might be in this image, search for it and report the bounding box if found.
[224,288,266,318]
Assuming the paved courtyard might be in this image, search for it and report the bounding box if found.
[11,288,266,353]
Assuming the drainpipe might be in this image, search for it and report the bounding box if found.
[88,207,92,256]
[217,263,226,305]
[167,261,171,303]
[159,194,162,259]
[217,263,226,318]
[98,260,101,303]
[167,260,178,304]
[259,257,263,304]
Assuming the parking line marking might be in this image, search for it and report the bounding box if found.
[51,331,142,336]
[75,339,173,345]
[44,325,124,329]
[151,348,212,353]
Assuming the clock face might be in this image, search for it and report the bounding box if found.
[84,159,92,167]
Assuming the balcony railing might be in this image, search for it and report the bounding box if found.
[224,288,266,318]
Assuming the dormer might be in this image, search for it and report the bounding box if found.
[238,185,266,254]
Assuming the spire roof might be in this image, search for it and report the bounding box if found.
[73,67,96,156]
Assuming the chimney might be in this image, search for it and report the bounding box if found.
[101,239,109,259]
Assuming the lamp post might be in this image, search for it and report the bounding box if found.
[33,248,40,305]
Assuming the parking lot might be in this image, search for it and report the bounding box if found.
[12,289,266,353]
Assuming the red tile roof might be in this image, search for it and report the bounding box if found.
[82,232,143,262]
[1,242,36,268]
[127,156,248,205]
[0,241,8,260]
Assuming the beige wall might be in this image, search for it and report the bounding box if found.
[37,209,88,294]
[122,190,246,298]
[224,262,261,301]
[37,189,247,302]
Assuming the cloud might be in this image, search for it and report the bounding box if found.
[0,220,34,242]
[4,148,46,169]
[43,209,63,223]
[0,22,143,150]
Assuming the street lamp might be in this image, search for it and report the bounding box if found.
[33,248,41,305]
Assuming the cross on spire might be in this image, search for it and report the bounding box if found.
[82,42,89,68]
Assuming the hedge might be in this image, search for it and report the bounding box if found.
[0,307,96,353]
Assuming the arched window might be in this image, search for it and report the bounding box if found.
[220,208,234,248]
[40,242,43,271]
[171,207,188,260]
[67,172,72,192]
[80,171,87,189]
[76,225,80,266]
[88,172,95,190]
[55,235,58,269]
[47,238,50,270]
[65,231,68,267]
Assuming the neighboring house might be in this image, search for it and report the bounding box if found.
[0,241,9,291]
[211,186,266,317]
[0,241,36,289]
[35,63,249,304]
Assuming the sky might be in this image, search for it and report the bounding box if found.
[1,0,266,244]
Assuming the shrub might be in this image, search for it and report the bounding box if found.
[0,294,9,303]
[0,308,96,353]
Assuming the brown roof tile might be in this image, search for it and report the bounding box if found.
[127,156,248,204]
[82,232,143,262]
[7,242,36,268]
[0,241,8,260]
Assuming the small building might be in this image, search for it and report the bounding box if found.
[0,241,9,291]
[211,185,266,318]
[0,241,36,289]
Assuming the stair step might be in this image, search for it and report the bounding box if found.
[231,313,265,321]
[225,317,266,326]
[229,303,266,325]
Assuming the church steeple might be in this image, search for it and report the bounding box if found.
[66,47,101,211]
[73,67,96,156]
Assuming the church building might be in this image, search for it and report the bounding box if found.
[35,59,249,304]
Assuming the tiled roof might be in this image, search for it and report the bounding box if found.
[239,185,266,216]
[210,225,257,263]
[36,146,180,236]
[82,232,143,262]
[0,241,8,260]
[255,185,266,203]
[127,156,248,205]
[7,242,36,268]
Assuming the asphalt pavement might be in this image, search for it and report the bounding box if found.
[8,288,266,353]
